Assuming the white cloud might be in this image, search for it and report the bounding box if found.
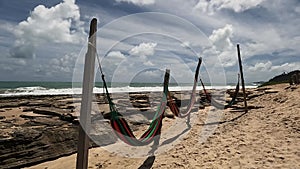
[107,51,126,60]
[15,59,27,66]
[248,61,272,72]
[295,6,300,13]
[103,51,127,67]
[49,53,77,73]
[129,42,157,58]
[10,43,36,59]
[245,61,300,82]
[248,61,300,73]
[270,62,300,72]
[209,24,233,51]
[142,70,161,78]
[10,0,85,58]
[115,0,155,6]
[128,42,157,66]
[201,24,236,67]
[195,0,264,14]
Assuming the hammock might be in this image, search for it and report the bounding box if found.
[167,58,202,117]
[200,74,240,109]
[101,69,170,146]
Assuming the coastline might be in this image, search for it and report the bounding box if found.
[0,84,299,168]
[0,82,258,97]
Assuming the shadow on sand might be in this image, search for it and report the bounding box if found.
[137,113,193,169]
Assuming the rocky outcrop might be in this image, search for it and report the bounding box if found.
[0,95,107,169]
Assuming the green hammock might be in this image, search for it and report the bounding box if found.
[167,58,202,117]
[200,74,240,109]
[101,69,170,146]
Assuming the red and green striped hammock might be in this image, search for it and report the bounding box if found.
[167,58,202,117]
[101,69,170,146]
[200,74,240,109]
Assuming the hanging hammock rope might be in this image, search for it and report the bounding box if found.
[200,74,240,109]
[167,57,202,117]
[95,49,170,146]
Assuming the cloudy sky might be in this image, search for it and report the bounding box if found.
[0,0,299,83]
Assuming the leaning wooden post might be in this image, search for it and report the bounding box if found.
[76,18,97,169]
[237,44,248,113]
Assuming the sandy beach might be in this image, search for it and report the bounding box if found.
[0,84,299,169]
[2,0,300,169]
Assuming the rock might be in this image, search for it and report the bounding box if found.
[59,113,76,123]
[96,104,110,114]
[23,117,67,126]
[19,112,51,119]
[164,108,175,118]
[291,86,298,90]
[0,116,5,120]
[66,105,75,109]
[0,102,19,109]
[90,121,117,146]
[129,93,149,101]
[255,87,271,91]
[171,92,192,107]
[22,107,35,112]
[173,93,190,101]
[139,107,151,111]
[102,111,112,119]
[18,101,30,106]
[115,99,131,107]
[53,101,75,109]
[1,125,80,168]
[131,102,151,108]
[247,93,264,100]
[264,90,279,94]
[135,99,149,104]
[199,104,205,109]
[27,101,52,107]
[33,107,69,117]
[247,105,264,109]
[125,114,150,125]
[0,95,98,169]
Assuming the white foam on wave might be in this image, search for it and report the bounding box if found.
[0,85,257,97]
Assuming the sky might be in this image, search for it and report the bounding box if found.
[0,0,299,84]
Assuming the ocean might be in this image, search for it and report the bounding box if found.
[0,81,258,97]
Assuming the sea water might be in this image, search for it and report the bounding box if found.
[0,81,257,97]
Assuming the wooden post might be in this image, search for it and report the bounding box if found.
[76,18,97,169]
[237,44,248,113]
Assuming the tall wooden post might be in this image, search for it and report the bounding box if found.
[237,44,248,113]
[76,18,97,169]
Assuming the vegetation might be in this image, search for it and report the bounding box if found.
[259,70,300,87]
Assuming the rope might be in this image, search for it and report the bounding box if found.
[167,57,202,118]
[200,74,240,109]
[91,43,170,146]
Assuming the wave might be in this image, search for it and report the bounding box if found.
[0,85,257,97]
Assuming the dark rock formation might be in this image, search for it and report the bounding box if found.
[261,70,300,86]
[0,95,110,169]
